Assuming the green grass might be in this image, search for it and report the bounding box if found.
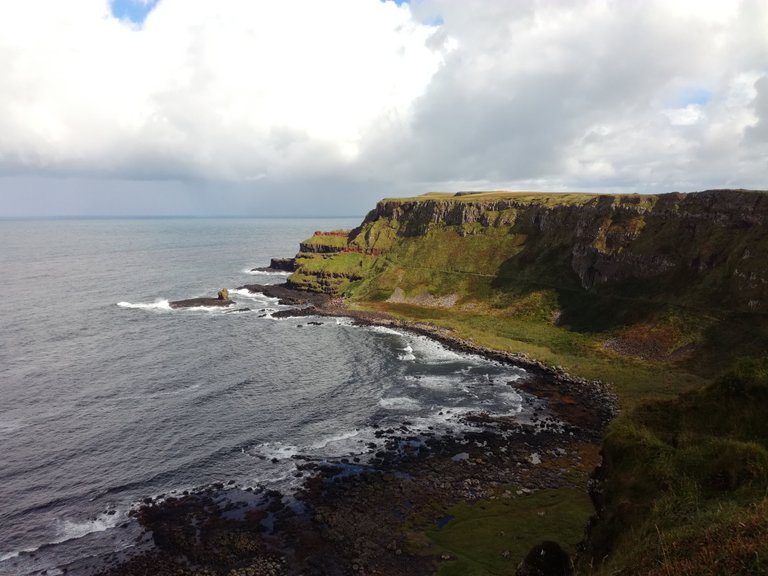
[361,302,706,408]
[300,233,350,249]
[381,191,601,205]
[427,489,593,576]
[295,252,376,275]
[583,361,768,575]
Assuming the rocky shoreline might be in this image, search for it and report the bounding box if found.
[89,282,620,576]
[241,282,619,430]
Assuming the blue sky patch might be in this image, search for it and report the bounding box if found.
[675,87,713,107]
[110,0,158,25]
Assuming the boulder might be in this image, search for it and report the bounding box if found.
[516,541,573,576]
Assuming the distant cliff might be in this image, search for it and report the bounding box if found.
[288,190,768,314]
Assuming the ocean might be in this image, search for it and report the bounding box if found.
[0,218,532,575]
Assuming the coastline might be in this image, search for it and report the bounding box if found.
[91,282,620,576]
[243,282,620,431]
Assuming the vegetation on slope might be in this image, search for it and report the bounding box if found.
[286,190,768,574]
[585,359,768,575]
[291,190,768,388]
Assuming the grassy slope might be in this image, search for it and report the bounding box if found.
[587,361,768,575]
[290,191,768,574]
[428,488,593,576]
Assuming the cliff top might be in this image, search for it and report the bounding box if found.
[382,189,767,208]
[383,191,598,205]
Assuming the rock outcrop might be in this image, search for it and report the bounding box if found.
[287,190,768,312]
[170,290,233,309]
[251,257,296,273]
[516,541,573,576]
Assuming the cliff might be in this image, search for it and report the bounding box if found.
[290,190,768,314]
[285,189,768,575]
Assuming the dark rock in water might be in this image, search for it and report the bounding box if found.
[516,541,573,576]
[272,307,319,319]
[223,307,250,314]
[270,257,296,271]
[170,288,234,309]
[251,257,296,273]
[169,297,234,309]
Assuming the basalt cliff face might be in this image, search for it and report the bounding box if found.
[289,190,768,314]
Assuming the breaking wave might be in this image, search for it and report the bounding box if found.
[117,299,171,311]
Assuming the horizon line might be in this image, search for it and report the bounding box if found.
[0,214,366,220]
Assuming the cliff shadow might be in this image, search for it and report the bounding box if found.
[490,243,674,334]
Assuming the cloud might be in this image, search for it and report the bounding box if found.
[0,0,446,181]
[0,0,767,215]
[362,0,768,191]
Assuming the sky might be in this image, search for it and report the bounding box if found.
[0,0,766,217]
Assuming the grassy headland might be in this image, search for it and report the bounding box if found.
[286,190,768,574]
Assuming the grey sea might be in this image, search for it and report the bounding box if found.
[0,218,532,575]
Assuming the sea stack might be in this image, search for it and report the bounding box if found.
[169,289,233,309]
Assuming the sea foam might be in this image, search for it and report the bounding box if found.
[242,268,292,276]
[0,511,124,563]
[54,512,123,544]
[117,300,171,311]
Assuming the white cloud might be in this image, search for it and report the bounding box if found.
[0,0,767,214]
[356,0,768,192]
[0,0,446,180]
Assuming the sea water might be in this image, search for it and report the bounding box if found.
[0,218,531,575]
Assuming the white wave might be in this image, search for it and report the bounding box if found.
[251,442,299,461]
[399,343,416,360]
[0,546,37,562]
[409,335,470,363]
[229,288,281,305]
[390,407,474,433]
[378,396,422,411]
[179,304,237,313]
[242,268,292,276]
[412,375,458,391]
[310,430,360,450]
[54,512,123,544]
[0,511,129,560]
[368,326,406,337]
[367,326,486,364]
[499,390,523,408]
[117,300,171,311]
